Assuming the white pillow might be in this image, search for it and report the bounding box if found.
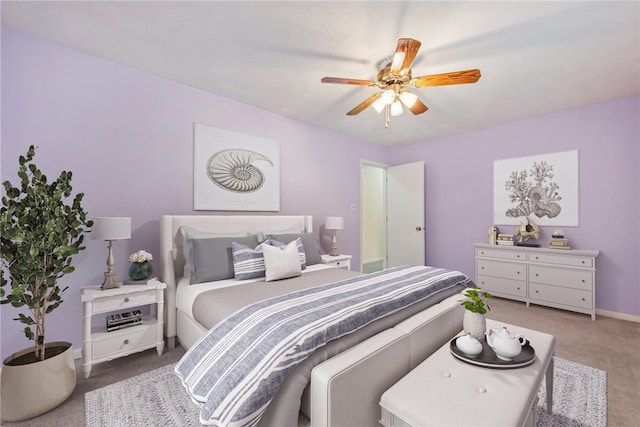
[263,240,302,282]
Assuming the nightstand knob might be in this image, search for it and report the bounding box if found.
[124,297,130,303]
[123,339,129,345]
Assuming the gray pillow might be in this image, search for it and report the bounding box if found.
[267,233,322,266]
[188,235,259,284]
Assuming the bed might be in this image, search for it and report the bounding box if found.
[159,214,469,427]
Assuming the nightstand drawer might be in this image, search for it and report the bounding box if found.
[92,324,156,360]
[92,290,156,313]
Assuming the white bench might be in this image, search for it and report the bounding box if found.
[380,320,555,427]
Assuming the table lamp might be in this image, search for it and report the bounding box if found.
[325,217,344,256]
[91,217,131,289]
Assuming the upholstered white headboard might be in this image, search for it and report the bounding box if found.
[159,215,313,345]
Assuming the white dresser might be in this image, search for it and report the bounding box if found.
[474,243,599,320]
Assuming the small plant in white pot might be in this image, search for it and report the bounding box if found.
[0,145,93,421]
[459,286,493,341]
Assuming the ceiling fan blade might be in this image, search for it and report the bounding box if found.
[347,93,381,116]
[408,98,429,115]
[390,38,422,74]
[321,77,377,86]
[412,69,481,88]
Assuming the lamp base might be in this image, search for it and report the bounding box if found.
[100,271,120,290]
[329,248,340,256]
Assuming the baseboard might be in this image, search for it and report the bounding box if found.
[596,308,640,323]
[73,347,82,360]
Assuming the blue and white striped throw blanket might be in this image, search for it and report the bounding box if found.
[175,265,472,426]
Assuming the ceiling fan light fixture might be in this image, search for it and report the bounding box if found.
[391,52,405,71]
[381,89,396,105]
[372,98,385,114]
[399,91,418,108]
[390,100,403,116]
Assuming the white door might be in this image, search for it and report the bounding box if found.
[386,161,425,267]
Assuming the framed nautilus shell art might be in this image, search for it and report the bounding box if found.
[493,150,579,226]
[194,123,280,211]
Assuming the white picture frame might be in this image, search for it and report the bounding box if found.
[493,150,579,226]
[194,123,280,211]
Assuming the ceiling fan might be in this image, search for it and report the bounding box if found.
[321,38,481,128]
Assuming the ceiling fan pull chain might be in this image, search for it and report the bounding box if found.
[385,105,390,128]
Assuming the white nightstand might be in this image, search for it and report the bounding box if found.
[81,278,166,378]
[321,254,352,270]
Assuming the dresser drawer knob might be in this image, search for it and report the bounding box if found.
[123,339,129,345]
[582,279,585,283]
[536,290,539,294]
[124,297,130,303]
[536,273,539,277]
[581,260,585,264]
[582,298,586,301]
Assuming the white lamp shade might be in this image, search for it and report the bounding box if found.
[390,100,403,116]
[90,217,131,240]
[325,217,344,230]
[372,98,385,114]
[381,89,396,105]
[391,52,405,71]
[400,91,418,108]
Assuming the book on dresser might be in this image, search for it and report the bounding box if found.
[496,234,514,245]
[549,238,571,250]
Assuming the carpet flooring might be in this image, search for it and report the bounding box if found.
[84,356,606,427]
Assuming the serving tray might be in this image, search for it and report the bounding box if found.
[449,336,536,369]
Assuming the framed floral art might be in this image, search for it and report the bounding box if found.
[493,150,579,226]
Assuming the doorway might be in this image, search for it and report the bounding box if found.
[360,160,425,273]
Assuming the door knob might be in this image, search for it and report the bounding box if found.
[416,226,423,231]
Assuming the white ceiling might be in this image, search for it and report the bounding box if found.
[2,1,639,146]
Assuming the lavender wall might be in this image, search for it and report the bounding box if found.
[0,28,387,360]
[388,95,640,318]
[2,27,638,361]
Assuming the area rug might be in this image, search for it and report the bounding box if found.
[85,356,607,427]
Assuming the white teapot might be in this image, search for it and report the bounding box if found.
[486,327,527,361]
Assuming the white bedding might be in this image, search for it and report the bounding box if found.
[175,264,333,319]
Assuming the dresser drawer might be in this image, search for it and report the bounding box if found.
[92,323,156,360]
[477,259,525,280]
[476,275,526,298]
[92,290,156,314]
[528,265,593,291]
[476,248,526,262]
[528,252,593,268]
[529,283,592,310]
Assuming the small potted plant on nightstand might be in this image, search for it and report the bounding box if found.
[459,286,493,341]
[0,145,93,422]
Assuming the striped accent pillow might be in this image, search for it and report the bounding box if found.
[231,238,306,281]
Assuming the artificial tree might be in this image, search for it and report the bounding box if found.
[0,145,92,363]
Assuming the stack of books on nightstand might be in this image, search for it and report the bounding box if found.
[497,234,515,246]
[106,309,143,332]
[549,237,571,250]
